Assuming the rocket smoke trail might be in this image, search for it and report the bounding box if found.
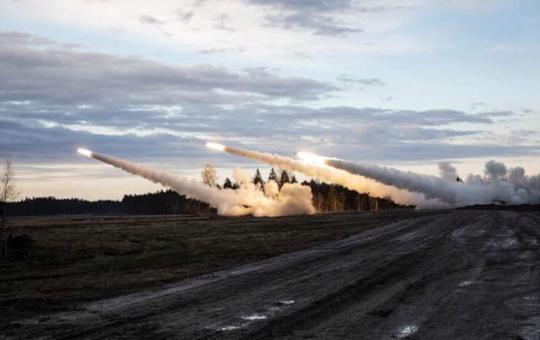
[76,148,315,217]
[326,158,540,206]
[206,143,435,207]
[206,143,540,207]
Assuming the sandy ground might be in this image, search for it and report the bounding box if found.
[2,210,540,339]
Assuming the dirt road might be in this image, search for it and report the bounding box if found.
[4,210,540,339]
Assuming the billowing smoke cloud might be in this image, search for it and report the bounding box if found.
[327,158,540,206]
[207,143,438,207]
[77,148,315,217]
[229,168,315,216]
[484,160,507,181]
[439,162,458,182]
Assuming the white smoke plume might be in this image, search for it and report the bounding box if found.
[439,162,458,182]
[77,148,315,217]
[327,158,540,207]
[206,143,437,207]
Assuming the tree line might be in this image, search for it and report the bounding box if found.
[7,192,212,216]
[6,168,411,217]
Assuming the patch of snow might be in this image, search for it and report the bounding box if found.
[278,300,296,305]
[241,314,267,321]
[397,324,418,338]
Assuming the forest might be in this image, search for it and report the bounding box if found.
[6,168,412,216]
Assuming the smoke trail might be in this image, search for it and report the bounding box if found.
[206,143,437,207]
[77,148,315,217]
[327,158,540,206]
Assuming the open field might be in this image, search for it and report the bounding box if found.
[2,209,539,339]
[0,210,432,322]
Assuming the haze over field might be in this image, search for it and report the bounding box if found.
[0,0,539,200]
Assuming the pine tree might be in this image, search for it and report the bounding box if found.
[316,192,326,212]
[223,177,233,189]
[336,190,346,212]
[327,186,337,212]
[290,175,298,184]
[279,169,290,188]
[253,169,265,189]
[268,168,278,183]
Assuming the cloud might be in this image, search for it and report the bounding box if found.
[198,47,246,55]
[2,110,537,168]
[139,15,165,25]
[0,119,208,164]
[0,31,335,105]
[266,106,497,126]
[246,0,407,14]
[2,97,532,166]
[176,10,194,22]
[245,0,411,36]
[0,0,431,58]
[266,12,361,36]
[338,74,385,86]
[246,0,361,35]
[0,31,536,170]
[213,13,235,31]
[245,0,354,12]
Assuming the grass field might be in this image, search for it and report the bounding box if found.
[0,210,440,323]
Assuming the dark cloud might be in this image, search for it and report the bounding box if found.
[266,12,361,36]
[246,0,360,36]
[0,31,335,106]
[1,98,528,165]
[0,119,207,164]
[246,0,353,12]
[246,0,405,14]
[245,1,406,36]
[2,112,536,167]
[261,106,497,126]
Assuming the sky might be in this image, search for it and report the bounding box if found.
[0,0,539,200]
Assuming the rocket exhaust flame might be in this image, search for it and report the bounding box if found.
[206,142,226,152]
[76,148,315,217]
[77,148,93,158]
[296,152,328,167]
